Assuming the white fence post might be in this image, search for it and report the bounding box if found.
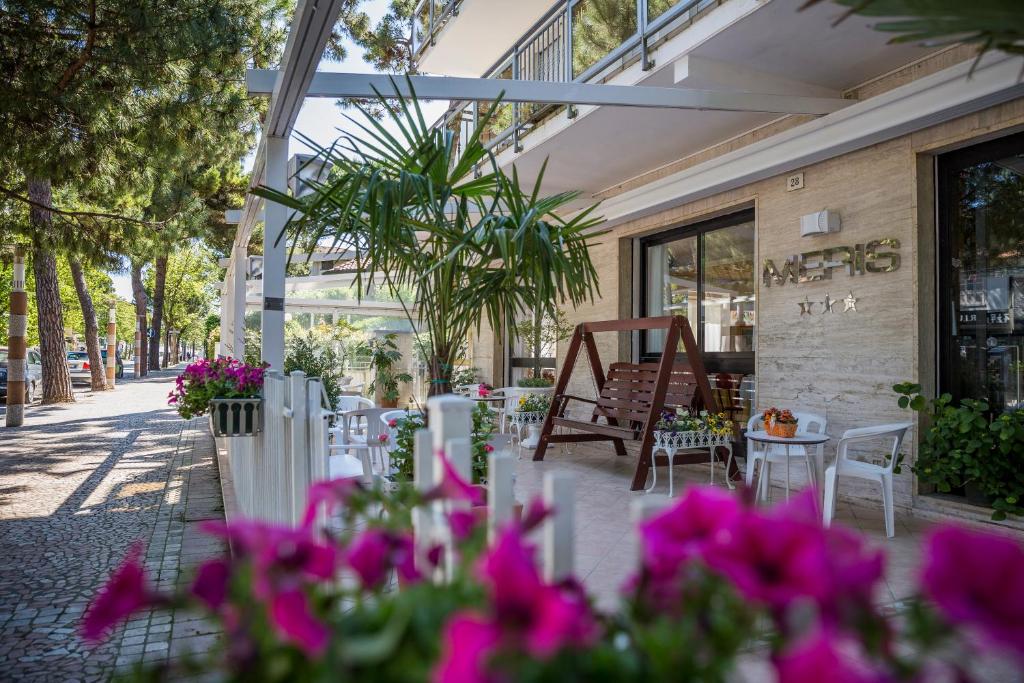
[261,373,287,522]
[542,471,574,583]
[288,372,308,525]
[488,452,515,541]
[427,394,473,455]
[306,378,328,486]
[412,428,436,576]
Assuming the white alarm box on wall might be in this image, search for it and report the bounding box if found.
[800,210,841,236]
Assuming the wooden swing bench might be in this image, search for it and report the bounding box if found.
[534,316,734,491]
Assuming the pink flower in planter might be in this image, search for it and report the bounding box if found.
[200,520,337,598]
[301,476,364,528]
[706,502,832,612]
[270,588,330,657]
[774,627,890,683]
[378,433,390,444]
[484,444,494,453]
[387,418,399,428]
[921,525,1024,657]
[433,612,501,683]
[478,529,597,656]
[191,558,231,611]
[81,542,156,643]
[448,509,478,541]
[519,497,554,532]
[426,453,485,505]
[637,486,742,592]
[346,529,421,588]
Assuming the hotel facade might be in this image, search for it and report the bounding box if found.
[413,0,1024,517]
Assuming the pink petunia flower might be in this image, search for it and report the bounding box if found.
[921,525,1024,657]
[200,520,337,599]
[518,497,554,533]
[346,528,421,589]
[774,627,891,683]
[426,453,485,506]
[191,558,231,612]
[387,419,399,428]
[484,444,494,453]
[448,509,478,541]
[269,588,330,657]
[640,487,741,576]
[301,476,364,528]
[378,433,390,444]
[432,613,501,683]
[477,528,598,656]
[81,542,156,643]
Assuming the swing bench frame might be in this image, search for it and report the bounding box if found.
[533,316,732,491]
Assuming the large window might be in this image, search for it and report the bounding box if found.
[640,210,756,419]
[938,133,1024,413]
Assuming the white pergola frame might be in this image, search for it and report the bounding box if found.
[221,0,857,368]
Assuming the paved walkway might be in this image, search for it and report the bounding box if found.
[0,371,225,682]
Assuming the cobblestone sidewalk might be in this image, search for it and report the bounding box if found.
[0,372,225,682]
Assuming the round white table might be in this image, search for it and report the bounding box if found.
[744,431,830,503]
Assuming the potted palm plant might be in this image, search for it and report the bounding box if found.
[364,333,413,408]
[254,79,604,396]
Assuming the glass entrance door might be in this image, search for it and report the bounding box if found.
[938,133,1024,412]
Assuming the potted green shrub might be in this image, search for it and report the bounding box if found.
[365,333,413,408]
[894,382,1024,520]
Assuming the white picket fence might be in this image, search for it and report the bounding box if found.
[223,371,330,525]
[223,380,585,579]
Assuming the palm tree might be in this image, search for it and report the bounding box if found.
[256,81,604,394]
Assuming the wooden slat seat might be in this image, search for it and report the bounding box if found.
[534,316,734,490]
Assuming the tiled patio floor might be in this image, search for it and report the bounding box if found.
[515,441,953,612]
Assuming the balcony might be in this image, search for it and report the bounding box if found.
[412,0,555,77]
[431,0,936,204]
[432,0,726,158]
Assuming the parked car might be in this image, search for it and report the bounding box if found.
[67,349,124,385]
[0,347,43,403]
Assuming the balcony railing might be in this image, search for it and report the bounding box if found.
[412,0,462,58]
[425,0,720,158]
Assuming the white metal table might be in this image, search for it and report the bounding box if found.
[744,431,830,503]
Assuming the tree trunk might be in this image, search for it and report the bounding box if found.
[27,178,76,404]
[69,257,108,391]
[149,253,167,370]
[532,306,543,379]
[131,261,148,376]
[427,345,455,396]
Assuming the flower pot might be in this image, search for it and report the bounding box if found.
[767,421,798,438]
[208,398,263,437]
[380,398,399,409]
[964,481,994,508]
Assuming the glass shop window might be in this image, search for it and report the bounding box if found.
[938,133,1024,413]
[640,210,756,421]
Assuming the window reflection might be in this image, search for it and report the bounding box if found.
[943,139,1024,412]
[642,213,756,418]
[702,222,756,352]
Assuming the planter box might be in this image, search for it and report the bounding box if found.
[653,430,731,452]
[209,398,263,437]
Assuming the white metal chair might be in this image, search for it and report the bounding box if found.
[494,386,555,433]
[823,423,912,538]
[745,412,827,503]
[379,409,422,453]
[336,395,375,413]
[329,407,391,478]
